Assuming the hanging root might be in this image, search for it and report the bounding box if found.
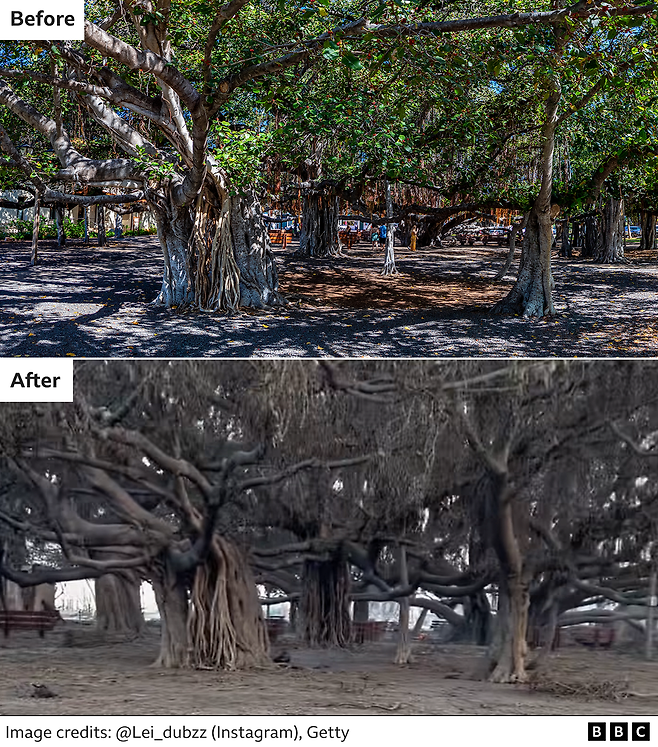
[301,558,352,647]
[187,537,269,670]
[191,191,241,313]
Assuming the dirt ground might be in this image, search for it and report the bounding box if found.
[2,624,658,716]
[3,236,658,357]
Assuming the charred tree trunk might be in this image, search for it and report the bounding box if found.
[493,85,560,317]
[299,193,340,257]
[152,537,269,670]
[463,592,492,645]
[187,537,269,670]
[95,572,144,636]
[152,572,190,668]
[301,557,351,647]
[487,485,530,683]
[640,211,656,253]
[595,197,624,263]
[488,577,530,683]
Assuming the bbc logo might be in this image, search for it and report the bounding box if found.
[588,723,651,741]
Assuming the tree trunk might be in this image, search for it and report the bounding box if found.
[187,537,269,670]
[152,197,195,308]
[394,545,412,664]
[488,578,530,682]
[492,86,560,317]
[559,219,571,258]
[464,592,492,645]
[83,206,89,244]
[495,215,528,280]
[97,206,107,247]
[582,216,597,258]
[152,190,283,311]
[30,194,40,266]
[55,206,66,247]
[299,192,340,257]
[95,572,144,636]
[301,557,351,647]
[493,206,555,317]
[640,211,657,253]
[381,180,398,276]
[231,192,284,308]
[595,197,624,263]
[152,573,190,668]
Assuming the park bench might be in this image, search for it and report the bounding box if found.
[268,230,290,250]
[265,617,287,642]
[572,624,615,650]
[353,621,386,643]
[0,610,62,638]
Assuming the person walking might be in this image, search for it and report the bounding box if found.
[378,223,387,253]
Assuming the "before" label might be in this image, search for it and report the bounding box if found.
[1,1,83,39]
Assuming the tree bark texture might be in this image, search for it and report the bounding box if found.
[55,206,66,247]
[187,537,269,670]
[299,192,340,257]
[95,572,144,636]
[595,197,625,263]
[153,190,282,310]
[301,557,351,647]
[493,86,560,317]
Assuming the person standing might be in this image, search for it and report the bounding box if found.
[410,226,418,252]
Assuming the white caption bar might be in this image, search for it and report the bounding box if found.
[0,359,73,402]
[1,716,656,747]
[0,1,83,40]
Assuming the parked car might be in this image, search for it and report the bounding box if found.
[629,225,641,237]
[481,227,511,246]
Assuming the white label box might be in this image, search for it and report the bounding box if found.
[0,359,73,402]
[0,1,83,40]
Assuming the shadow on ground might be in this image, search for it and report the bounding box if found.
[2,238,657,357]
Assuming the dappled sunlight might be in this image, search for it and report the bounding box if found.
[2,237,658,357]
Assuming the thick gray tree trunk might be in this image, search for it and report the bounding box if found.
[152,191,282,310]
[640,211,656,253]
[301,557,351,647]
[299,193,339,257]
[595,197,624,263]
[493,86,560,317]
[95,572,144,636]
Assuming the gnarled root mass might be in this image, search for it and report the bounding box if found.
[301,558,351,647]
[187,537,269,670]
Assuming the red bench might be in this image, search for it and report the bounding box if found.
[0,610,61,638]
[353,621,386,643]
